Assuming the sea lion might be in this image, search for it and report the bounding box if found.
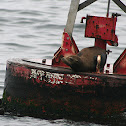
[62,46,107,72]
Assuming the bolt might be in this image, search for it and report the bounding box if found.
[67,37,69,40]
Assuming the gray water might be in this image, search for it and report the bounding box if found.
[0,0,126,125]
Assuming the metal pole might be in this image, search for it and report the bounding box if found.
[78,0,97,11]
[107,0,111,17]
[112,0,126,13]
[65,0,80,38]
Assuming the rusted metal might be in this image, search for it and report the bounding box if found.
[2,58,126,120]
[52,32,79,67]
[80,17,86,23]
[3,90,126,123]
[94,39,107,50]
[4,59,126,97]
[3,93,126,123]
[114,49,126,74]
[84,15,118,49]
[85,15,118,43]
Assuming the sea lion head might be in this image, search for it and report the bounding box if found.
[61,55,83,72]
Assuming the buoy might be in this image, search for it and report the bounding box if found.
[0,107,4,115]
[0,99,4,115]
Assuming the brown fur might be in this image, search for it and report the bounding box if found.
[62,46,107,72]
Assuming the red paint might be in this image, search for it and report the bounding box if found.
[10,65,31,79]
[52,32,79,67]
[80,16,86,23]
[7,96,11,102]
[42,106,46,113]
[94,38,106,50]
[85,15,117,42]
[7,61,124,92]
[114,49,126,74]
[84,15,119,50]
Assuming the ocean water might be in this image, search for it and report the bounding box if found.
[0,0,126,125]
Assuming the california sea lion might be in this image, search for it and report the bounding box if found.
[62,46,107,72]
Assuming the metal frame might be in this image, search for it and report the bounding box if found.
[78,0,126,13]
[66,0,126,38]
